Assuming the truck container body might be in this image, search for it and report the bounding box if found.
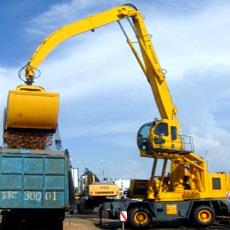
[0,148,72,209]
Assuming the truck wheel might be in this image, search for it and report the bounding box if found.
[128,207,151,229]
[193,205,215,227]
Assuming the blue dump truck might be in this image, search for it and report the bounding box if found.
[1,66,75,229]
[0,148,74,230]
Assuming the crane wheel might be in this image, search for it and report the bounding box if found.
[193,205,215,227]
[128,207,151,229]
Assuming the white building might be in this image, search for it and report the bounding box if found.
[115,179,130,195]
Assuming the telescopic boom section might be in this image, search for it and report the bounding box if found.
[25,4,177,122]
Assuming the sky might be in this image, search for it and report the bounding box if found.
[1,0,230,180]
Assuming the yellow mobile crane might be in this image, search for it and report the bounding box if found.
[7,4,230,229]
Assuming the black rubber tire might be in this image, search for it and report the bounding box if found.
[193,205,215,227]
[128,207,151,229]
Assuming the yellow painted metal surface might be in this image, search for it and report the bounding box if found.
[5,85,59,130]
[166,204,177,215]
[88,183,119,197]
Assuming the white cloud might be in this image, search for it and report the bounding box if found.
[145,2,230,82]
[37,26,145,100]
[24,0,230,86]
[25,0,127,37]
[61,120,140,139]
[191,129,230,172]
[173,67,230,172]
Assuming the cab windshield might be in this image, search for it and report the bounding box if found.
[137,122,153,153]
[137,122,153,139]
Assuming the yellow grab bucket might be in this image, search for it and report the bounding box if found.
[5,85,59,131]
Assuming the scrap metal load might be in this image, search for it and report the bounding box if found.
[4,85,59,149]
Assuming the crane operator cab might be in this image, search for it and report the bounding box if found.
[137,119,193,157]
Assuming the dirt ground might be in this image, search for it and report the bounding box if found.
[0,212,229,229]
[63,214,120,230]
[63,213,230,230]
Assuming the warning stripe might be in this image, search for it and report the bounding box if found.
[120,211,127,222]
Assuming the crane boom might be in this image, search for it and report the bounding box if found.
[25,4,177,123]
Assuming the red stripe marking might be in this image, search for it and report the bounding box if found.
[120,211,127,222]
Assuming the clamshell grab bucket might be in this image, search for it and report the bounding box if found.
[5,85,59,131]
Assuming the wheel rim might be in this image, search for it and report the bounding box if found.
[134,211,148,225]
[197,209,212,223]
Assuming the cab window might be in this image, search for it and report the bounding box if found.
[154,123,168,136]
[138,124,151,139]
[171,126,177,140]
[212,178,221,190]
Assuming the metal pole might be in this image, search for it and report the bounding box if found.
[151,158,158,180]
[161,159,168,181]
[68,210,70,225]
